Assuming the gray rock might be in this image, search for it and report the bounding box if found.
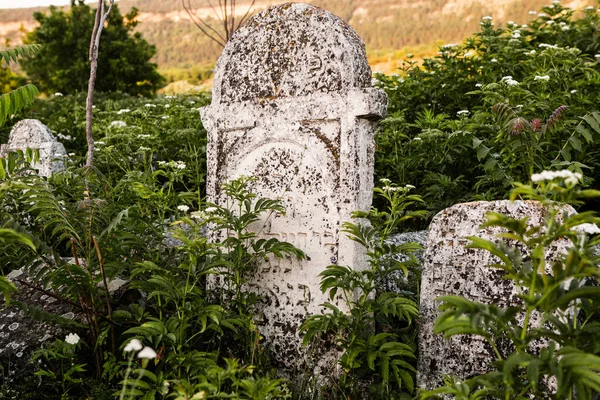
[380,230,427,294]
[0,119,66,177]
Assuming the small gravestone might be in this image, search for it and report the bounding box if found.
[0,119,66,177]
[201,3,387,368]
[418,200,575,390]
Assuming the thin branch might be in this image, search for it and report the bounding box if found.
[93,235,115,355]
[237,0,256,29]
[223,0,229,41]
[85,0,114,168]
[230,1,235,38]
[182,0,226,47]
[183,0,255,48]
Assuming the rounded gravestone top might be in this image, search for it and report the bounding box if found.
[212,2,372,104]
[8,119,56,147]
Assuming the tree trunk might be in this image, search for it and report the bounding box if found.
[85,0,114,167]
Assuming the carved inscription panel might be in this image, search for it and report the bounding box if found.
[214,120,345,360]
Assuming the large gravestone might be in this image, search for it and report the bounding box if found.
[0,119,66,177]
[418,200,575,390]
[201,3,387,366]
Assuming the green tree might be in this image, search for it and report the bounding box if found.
[21,1,164,96]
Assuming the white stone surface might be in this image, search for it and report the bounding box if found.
[201,3,387,367]
[0,119,66,177]
[418,200,575,390]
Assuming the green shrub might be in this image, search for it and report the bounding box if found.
[375,2,600,221]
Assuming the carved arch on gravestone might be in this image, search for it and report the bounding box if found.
[211,3,372,104]
[219,124,340,229]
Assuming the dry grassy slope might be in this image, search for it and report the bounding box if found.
[0,0,596,74]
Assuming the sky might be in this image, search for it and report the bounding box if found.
[0,0,96,9]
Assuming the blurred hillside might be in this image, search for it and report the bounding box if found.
[0,0,596,80]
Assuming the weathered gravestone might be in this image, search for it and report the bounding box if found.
[0,119,66,177]
[201,3,387,367]
[418,200,575,390]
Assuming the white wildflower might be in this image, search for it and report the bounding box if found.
[164,104,170,108]
[527,50,537,56]
[96,141,105,145]
[405,184,416,189]
[205,207,218,213]
[595,54,600,58]
[475,83,483,88]
[57,133,73,141]
[379,178,391,184]
[511,31,521,39]
[570,89,577,94]
[552,0,560,4]
[464,50,474,57]
[534,75,550,81]
[110,121,127,128]
[65,333,80,345]
[561,25,570,31]
[138,134,151,139]
[54,92,63,97]
[413,137,422,141]
[176,161,186,170]
[539,13,548,17]
[491,58,498,63]
[522,24,528,28]
[539,43,559,49]
[138,146,151,152]
[162,116,169,119]
[457,110,470,116]
[442,43,458,49]
[501,75,519,86]
[547,20,555,25]
[573,223,600,235]
[482,16,493,21]
[191,211,207,220]
[144,103,156,108]
[584,6,595,11]
[177,205,189,213]
[117,109,131,114]
[531,170,582,185]
[138,347,158,359]
[124,339,143,352]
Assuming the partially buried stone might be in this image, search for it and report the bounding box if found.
[418,200,576,390]
[0,119,66,177]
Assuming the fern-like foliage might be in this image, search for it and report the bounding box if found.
[0,44,41,127]
[0,44,42,64]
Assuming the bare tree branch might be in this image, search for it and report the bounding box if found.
[182,0,256,48]
[182,0,226,47]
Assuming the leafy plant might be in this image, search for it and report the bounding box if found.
[421,170,600,399]
[301,182,426,399]
[0,44,40,127]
